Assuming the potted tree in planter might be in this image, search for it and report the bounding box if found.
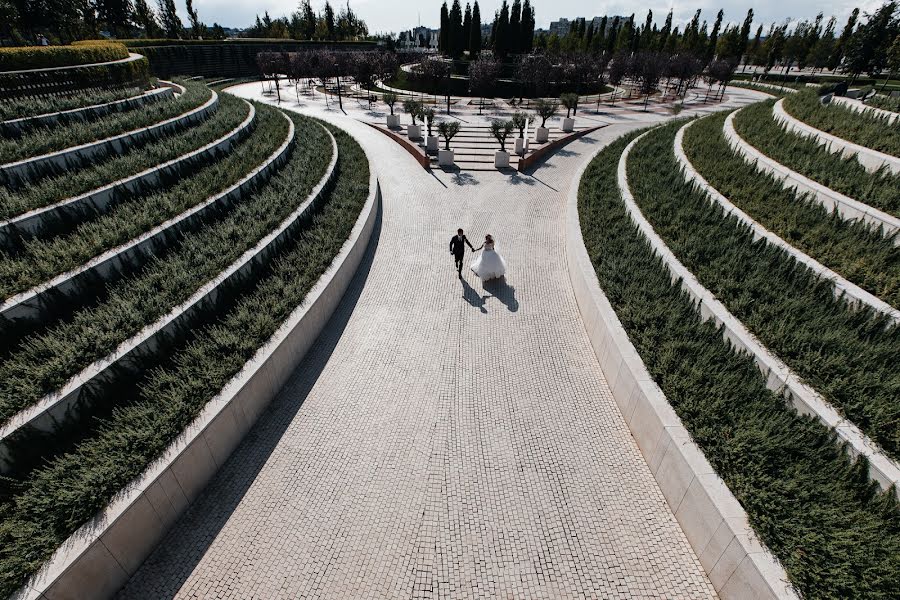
[533,99,558,143]
[560,93,578,132]
[437,120,461,167]
[511,111,528,155]
[490,119,515,168]
[423,107,439,154]
[384,92,400,128]
[403,99,423,139]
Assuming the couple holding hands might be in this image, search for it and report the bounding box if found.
[449,228,507,281]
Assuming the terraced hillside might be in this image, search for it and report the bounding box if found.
[0,79,372,597]
[576,96,900,596]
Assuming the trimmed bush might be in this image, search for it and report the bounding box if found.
[0,118,369,598]
[0,86,142,122]
[734,100,900,218]
[578,127,900,599]
[629,121,900,462]
[0,43,129,72]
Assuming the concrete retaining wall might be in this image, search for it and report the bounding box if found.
[0,99,257,245]
[0,86,174,137]
[0,121,339,473]
[676,118,900,323]
[566,131,798,600]
[723,110,900,244]
[519,125,604,172]
[625,129,899,495]
[773,98,900,175]
[11,132,381,600]
[0,83,218,188]
[0,110,296,325]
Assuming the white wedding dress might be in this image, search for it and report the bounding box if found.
[470,242,507,280]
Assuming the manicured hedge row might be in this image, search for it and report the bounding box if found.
[0,118,369,599]
[0,100,287,301]
[0,43,129,72]
[630,122,900,462]
[684,110,900,306]
[734,100,900,218]
[0,54,150,100]
[784,89,900,157]
[119,38,377,48]
[0,110,330,429]
[0,92,251,223]
[578,127,900,599]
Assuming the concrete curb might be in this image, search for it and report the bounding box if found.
[724,109,900,243]
[0,109,296,324]
[0,83,218,188]
[0,99,257,244]
[566,129,798,600]
[0,120,339,473]
[676,118,900,323]
[518,125,604,172]
[11,123,381,600]
[773,98,900,175]
[363,121,430,168]
[832,95,899,125]
[626,128,900,495]
[0,86,174,137]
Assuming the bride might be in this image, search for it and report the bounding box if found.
[470,234,507,281]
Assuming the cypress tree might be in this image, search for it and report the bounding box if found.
[157,0,182,38]
[186,0,203,38]
[99,0,133,38]
[463,2,472,52]
[606,16,620,53]
[439,2,449,54]
[494,0,509,59]
[739,8,754,56]
[133,0,161,37]
[829,7,858,70]
[521,0,535,53]
[658,10,672,51]
[707,9,723,60]
[510,0,521,54]
[450,0,463,58]
[470,1,482,56]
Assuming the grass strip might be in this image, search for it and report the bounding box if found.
[0,92,251,221]
[0,80,210,165]
[0,87,143,122]
[783,88,900,157]
[0,120,369,598]
[0,102,288,300]
[734,100,900,217]
[0,113,330,426]
[631,121,900,462]
[579,128,900,599]
[685,110,900,307]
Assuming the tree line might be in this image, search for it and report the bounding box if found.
[245,0,367,41]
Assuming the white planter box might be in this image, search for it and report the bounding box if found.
[562,117,575,132]
[438,149,454,167]
[407,124,422,139]
[514,137,526,155]
[426,135,439,153]
[494,151,510,168]
[386,114,400,128]
[535,126,549,143]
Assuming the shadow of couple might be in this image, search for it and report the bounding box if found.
[460,276,519,313]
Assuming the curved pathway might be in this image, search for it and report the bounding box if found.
[117,85,758,599]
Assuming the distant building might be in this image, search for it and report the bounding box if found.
[547,15,627,37]
[548,18,570,36]
[399,25,439,50]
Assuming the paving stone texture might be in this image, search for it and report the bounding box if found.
[118,84,764,599]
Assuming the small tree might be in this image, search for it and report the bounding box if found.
[383,92,398,115]
[423,106,436,136]
[534,99,558,128]
[438,120,461,150]
[468,56,501,114]
[511,111,527,138]
[560,93,578,118]
[490,120,515,152]
[403,99,423,124]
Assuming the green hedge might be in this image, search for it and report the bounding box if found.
[578,126,900,599]
[0,54,150,100]
[0,43,129,72]
[118,38,376,48]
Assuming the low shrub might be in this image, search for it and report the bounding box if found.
[578,128,900,599]
[631,121,900,462]
[0,43,129,72]
[866,92,900,114]
[784,88,900,157]
[0,118,369,598]
[0,87,142,122]
[734,100,900,217]
[0,100,289,300]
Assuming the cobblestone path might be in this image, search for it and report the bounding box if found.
[118,86,759,599]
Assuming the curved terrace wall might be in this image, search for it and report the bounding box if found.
[0,83,218,188]
[773,98,900,175]
[566,133,797,600]
[0,109,296,325]
[0,53,151,100]
[621,129,900,495]
[0,99,257,244]
[832,95,899,125]
[0,123,338,472]
[11,141,381,600]
[723,110,900,243]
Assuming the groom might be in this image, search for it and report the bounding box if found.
[449,228,475,278]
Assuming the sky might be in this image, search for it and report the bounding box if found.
[187,0,886,35]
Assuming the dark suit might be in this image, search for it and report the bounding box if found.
[449,234,475,274]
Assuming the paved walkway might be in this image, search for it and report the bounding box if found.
[118,85,762,599]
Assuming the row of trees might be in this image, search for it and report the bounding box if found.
[245,0,367,41]
[437,0,534,59]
